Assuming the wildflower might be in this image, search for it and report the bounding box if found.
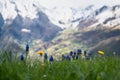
[49,55,54,62]
[72,52,77,60]
[20,54,24,61]
[26,43,29,57]
[98,50,105,55]
[26,44,29,52]
[44,53,48,63]
[76,55,79,60]
[84,50,87,56]
[74,52,77,56]
[77,49,82,55]
[37,51,44,56]
[44,53,48,59]
[69,51,73,56]
[66,55,71,61]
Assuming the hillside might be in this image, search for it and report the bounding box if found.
[41,24,120,55]
[0,11,61,52]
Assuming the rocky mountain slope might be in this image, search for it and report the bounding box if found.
[0,4,62,52]
[42,24,120,55]
[40,5,120,55]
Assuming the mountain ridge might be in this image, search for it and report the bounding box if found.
[0,1,120,55]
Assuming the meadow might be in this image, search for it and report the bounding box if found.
[0,52,120,80]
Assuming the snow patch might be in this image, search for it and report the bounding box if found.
[96,10,114,23]
[21,28,31,33]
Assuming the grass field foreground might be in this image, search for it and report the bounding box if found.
[0,52,120,80]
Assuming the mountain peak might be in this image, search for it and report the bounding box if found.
[95,5,109,15]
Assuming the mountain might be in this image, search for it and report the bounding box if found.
[40,5,120,55]
[76,5,120,55]
[0,0,120,56]
[76,4,120,29]
[95,5,109,15]
[42,25,120,55]
[0,2,62,52]
[0,0,119,29]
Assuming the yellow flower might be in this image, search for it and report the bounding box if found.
[37,51,44,55]
[98,50,105,55]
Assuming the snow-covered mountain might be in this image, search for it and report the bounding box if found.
[0,0,63,52]
[0,0,120,54]
[0,0,120,29]
[77,5,120,30]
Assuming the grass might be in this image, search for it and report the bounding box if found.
[45,28,89,55]
[0,52,120,80]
